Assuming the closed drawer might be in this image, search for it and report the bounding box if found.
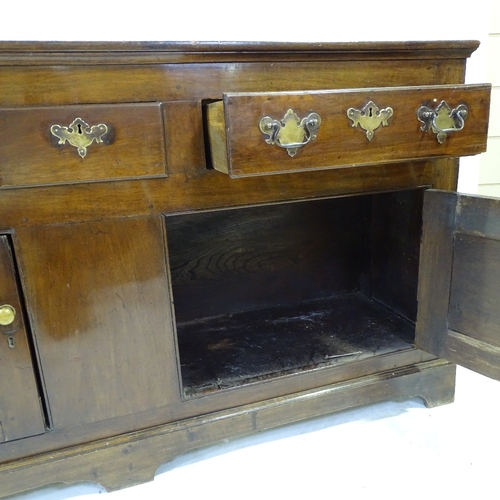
[207,84,491,178]
[0,103,167,187]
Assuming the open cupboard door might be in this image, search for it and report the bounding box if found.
[416,190,500,380]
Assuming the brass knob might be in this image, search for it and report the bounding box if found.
[0,305,16,326]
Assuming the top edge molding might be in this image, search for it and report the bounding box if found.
[0,40,480,65]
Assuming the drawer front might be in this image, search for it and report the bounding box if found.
[0,103,167,187]
[208,84,491,177]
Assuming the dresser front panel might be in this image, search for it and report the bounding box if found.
[0,41,482,476]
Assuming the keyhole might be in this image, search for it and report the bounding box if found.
[77,124,83,134]
[7,336,15,349]
[368,107,373,117]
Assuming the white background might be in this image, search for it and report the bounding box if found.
[2,1,500,499]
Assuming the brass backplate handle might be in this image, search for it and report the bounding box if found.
[50,117,109,158]
[347,101,393,141]
[417,101,468,144]
[259,109,321,157]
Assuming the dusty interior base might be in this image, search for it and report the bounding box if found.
[178,293,415,396]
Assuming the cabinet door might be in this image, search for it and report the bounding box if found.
[0,236,46,442]
[15,217,179,429]
[416,191,500,380]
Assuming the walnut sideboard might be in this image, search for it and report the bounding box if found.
[0,41,496,496]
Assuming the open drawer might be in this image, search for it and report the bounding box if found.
[207,84,491,177]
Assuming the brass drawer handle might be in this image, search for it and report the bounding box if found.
[347,101,393,141]
[259,109,321,157]
[50,117,109,158]
[417,101,468,144]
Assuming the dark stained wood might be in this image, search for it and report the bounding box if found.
[455,194,500,238]
[449,234,500,348]
[445,331,500,381]
[0,103,167,187]
[428,157,460,190]
[417,192,500,381]
[166,197,371,322]
[370,189,425,322]
[0,342,437,466]
[0,40,480,65]
[163,101,206,175]
[0,235,46,442]
[0,60,467,108]
[415,190,457,357]
[168,190,426,397]
[0,159,455,228]
[0,40,487,497]
[0,359,455,498]
[14,217,180,428]
[178,293,414,397]
[209,85,491,177]
[157,190,426,326]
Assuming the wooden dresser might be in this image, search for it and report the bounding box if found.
[0,41,496,496]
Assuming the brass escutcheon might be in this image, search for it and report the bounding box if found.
[417,100,468,144]
[259,109,321,157]
[50,117,109,158]
[347,101,393,141]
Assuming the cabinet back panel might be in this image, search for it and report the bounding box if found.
[371,189,424,322]
[166,197,372,323]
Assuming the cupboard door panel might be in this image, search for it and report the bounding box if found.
[416,191,500,380]
[448,233,500,348]
[0,236,46,442]
[15,217,179,429]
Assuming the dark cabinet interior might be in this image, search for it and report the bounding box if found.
[166,189,424,397]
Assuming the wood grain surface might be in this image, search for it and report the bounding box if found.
[0,40,482,497]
